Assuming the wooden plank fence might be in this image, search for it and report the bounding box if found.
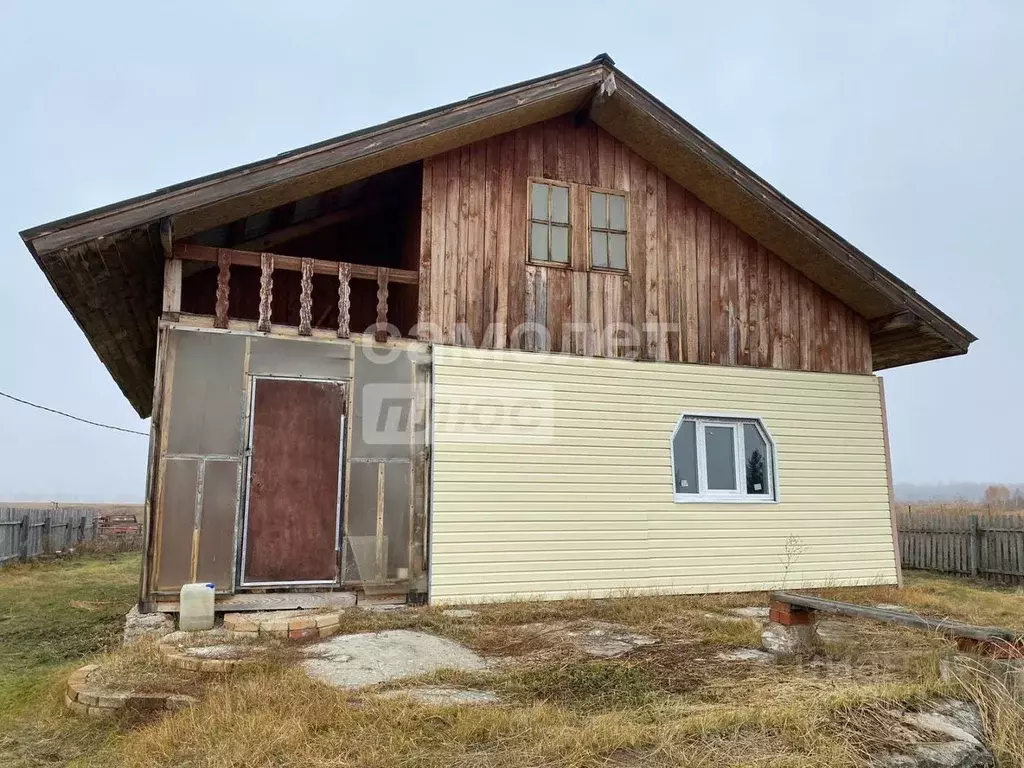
[898,510,1024,584]
[0,507,98,566]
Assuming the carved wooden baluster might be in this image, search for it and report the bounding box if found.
[375,268,389,342]
[337,262,351,339]
[214,250,231,329]
[257,253,274,332]
[298,257,314,336]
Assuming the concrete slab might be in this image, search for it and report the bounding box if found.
[303,630,490,689]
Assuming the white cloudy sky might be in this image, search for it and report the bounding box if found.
[0,1,1020,501]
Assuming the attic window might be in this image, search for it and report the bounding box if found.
[671,413,778,503]
[529,180,570,264]
[589,190,627,270]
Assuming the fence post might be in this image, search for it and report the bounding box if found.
[77,516,86,546]
[969,514,981,578]
[42,517,52,555]
[18,514,29,562]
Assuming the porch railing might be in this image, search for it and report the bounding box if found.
[170,244,418,341]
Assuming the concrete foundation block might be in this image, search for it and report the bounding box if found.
[762,621,817,655]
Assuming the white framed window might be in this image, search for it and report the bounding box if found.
[671,413,779,503]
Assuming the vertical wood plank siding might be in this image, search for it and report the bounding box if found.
[429,347,896,604]
[420,115,872,374]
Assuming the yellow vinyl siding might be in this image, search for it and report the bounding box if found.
[429,346,897,604]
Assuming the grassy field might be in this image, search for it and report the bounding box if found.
[1,555,1023,767]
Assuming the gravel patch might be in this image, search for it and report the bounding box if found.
[303,630,490,689]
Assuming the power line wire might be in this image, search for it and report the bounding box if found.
[0,390,149,437]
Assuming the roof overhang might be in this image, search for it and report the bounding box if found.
[20,55,975,417]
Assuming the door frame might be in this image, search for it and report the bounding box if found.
[237,374,347,588]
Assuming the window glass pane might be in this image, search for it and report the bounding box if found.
[673,420,698,494]
[551,186,569,224]
[551,225,569,263]
[744,424,770,495]
[705,425,737,490]
[609,233,627,270]
[590,191,607,228]
[609,194,627,230]
[591,231,608,268]
[531,183,549,221]
[530,222,549,261]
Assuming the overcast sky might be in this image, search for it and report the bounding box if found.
[0,1,1020,501]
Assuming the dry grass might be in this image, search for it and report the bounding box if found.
[944,657,1024,766]
[94,665,951,768]
[4,557,1024,767]
[896,500,1024,517]
[90,641,203,695]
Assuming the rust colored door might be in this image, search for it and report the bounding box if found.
[241,378,345,585]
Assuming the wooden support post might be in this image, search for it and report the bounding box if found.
[337,263,351,339]
[18,514,29,562]
[298,257,314,336]
[376,462,386,582]
[41,517,52,555]
[375,268,389,343]
[162,258,182,322]
[214,249,231,329]
[257,253,274,332]
[78,516,86,545]
[970,514,981,578]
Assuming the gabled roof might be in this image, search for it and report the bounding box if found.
[20,54,975,417]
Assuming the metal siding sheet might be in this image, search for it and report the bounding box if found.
[429,346,896,604]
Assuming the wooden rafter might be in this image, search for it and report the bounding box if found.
[234,201,384,252]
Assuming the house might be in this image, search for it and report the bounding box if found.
[20,55,974,611]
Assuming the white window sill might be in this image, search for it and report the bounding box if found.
[673,493,779,504]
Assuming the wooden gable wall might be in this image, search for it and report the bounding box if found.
[417,115,873,374]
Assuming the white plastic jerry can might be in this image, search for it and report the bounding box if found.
[179,583,216,631]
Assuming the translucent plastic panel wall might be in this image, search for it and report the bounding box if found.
[343,345,425,583]
[156,330,245,591]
